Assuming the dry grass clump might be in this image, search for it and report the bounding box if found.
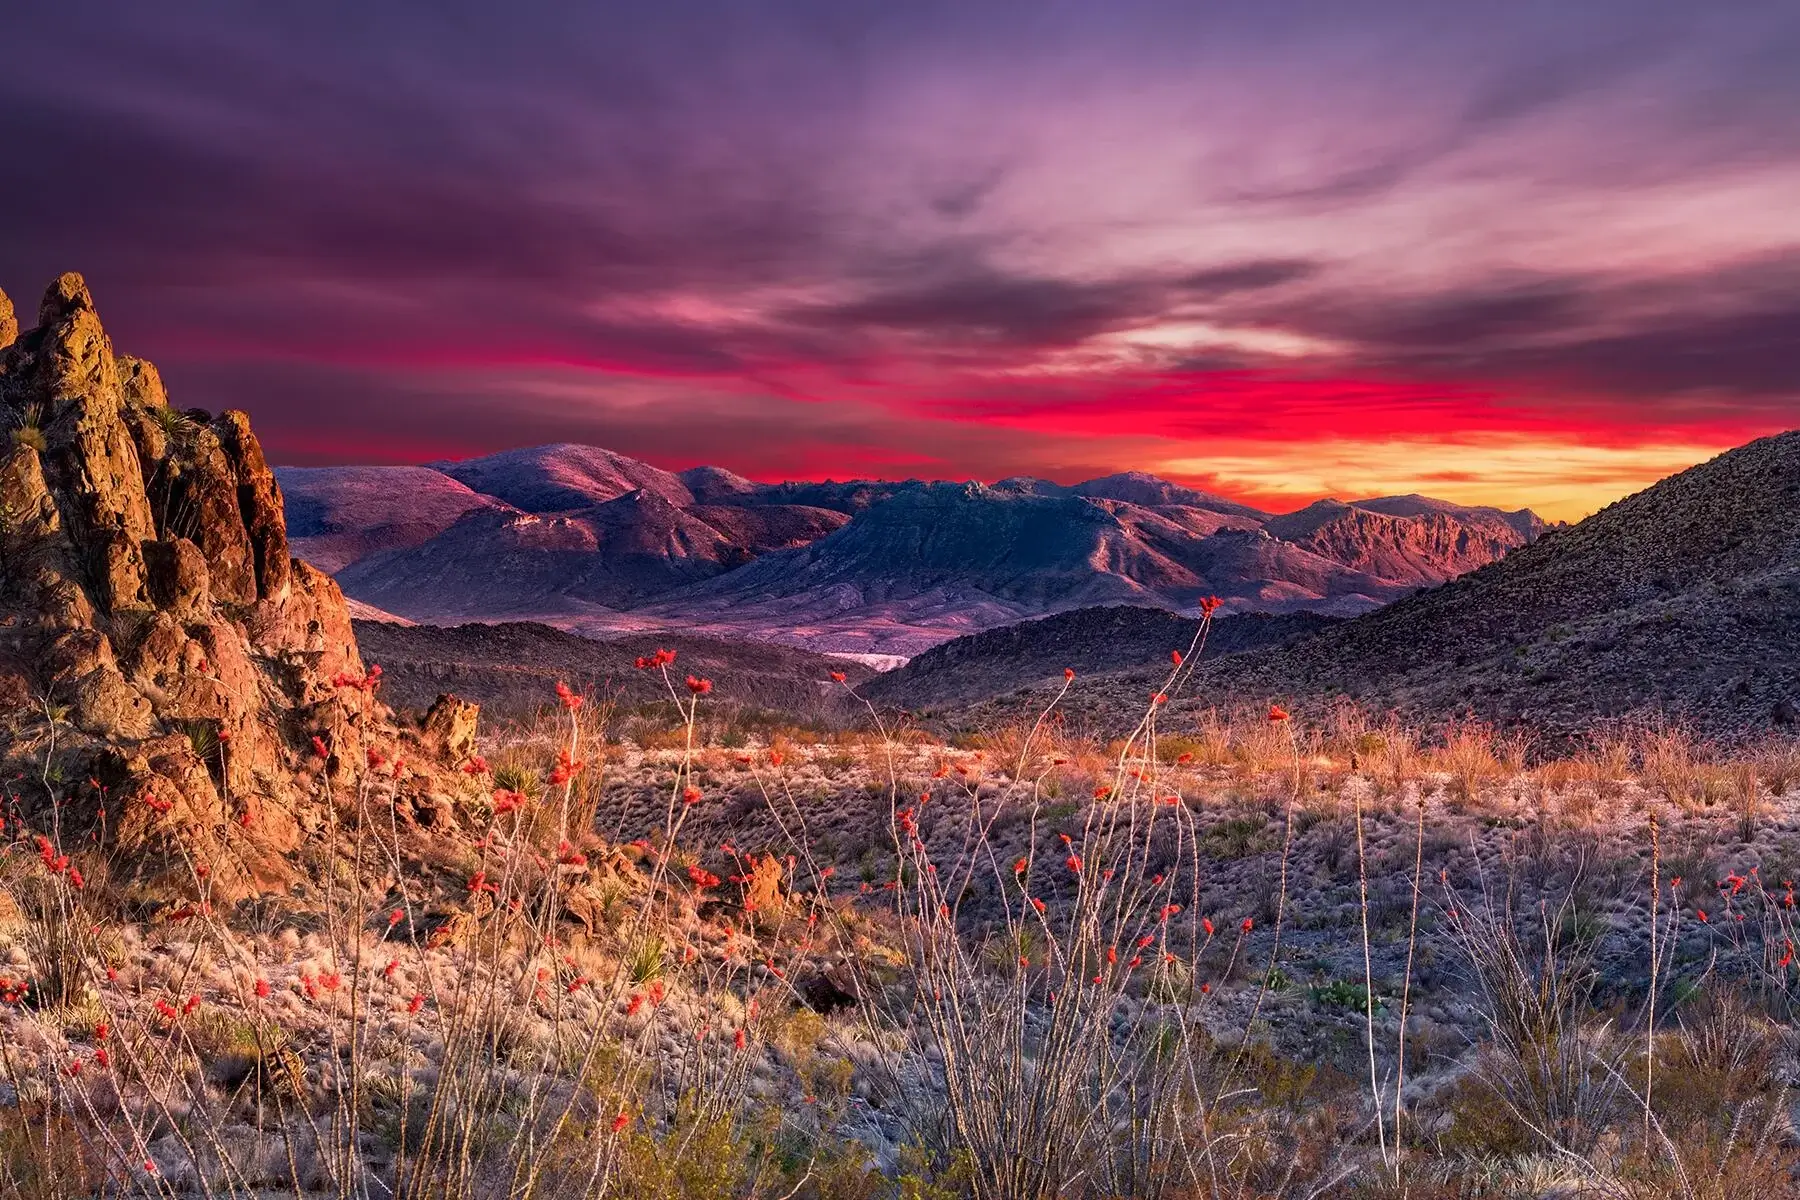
[1433,721,1503,804]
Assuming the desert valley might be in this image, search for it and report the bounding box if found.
[0,273,1797,1200]
[2,0,1797,1195]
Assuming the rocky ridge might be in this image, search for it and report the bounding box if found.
[959,432,1800,743]
[281,450,1544,654]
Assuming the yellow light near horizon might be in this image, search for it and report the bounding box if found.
[1156,436,1741,522]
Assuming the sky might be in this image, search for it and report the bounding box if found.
[3,0,1797,520]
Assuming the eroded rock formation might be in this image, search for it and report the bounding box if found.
[0,273,466,899]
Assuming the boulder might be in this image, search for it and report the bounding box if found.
[800,963,862,1014]
[421,693,479,762]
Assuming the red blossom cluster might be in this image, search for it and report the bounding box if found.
[331,664,383,693]
[685,675,713,696]
[633,648,677,671]
[34,835,71,878]
[1198,595,1223,617]
[550,747,584,785]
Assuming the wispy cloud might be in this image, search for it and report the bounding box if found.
[0,0,1794,520]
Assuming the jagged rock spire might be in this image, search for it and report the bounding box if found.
[0,273,453,900]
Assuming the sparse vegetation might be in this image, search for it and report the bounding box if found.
[3,630,1800,1195]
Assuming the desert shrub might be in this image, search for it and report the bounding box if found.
[1640,722,1710,809]
[1754,739,1800,798]
[1443,882,1630,1157]
[1367,722,1421,797]
[1434,721,1501,804]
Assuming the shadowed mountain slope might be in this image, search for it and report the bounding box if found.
[352,618,871,721]
[973,432,1800,741]
[865,606,1341,711]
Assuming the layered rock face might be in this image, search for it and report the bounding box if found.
[0,274,439,897]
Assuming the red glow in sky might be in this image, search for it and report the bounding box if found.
[0,0,1793,520]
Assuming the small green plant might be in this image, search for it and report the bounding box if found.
[626,934,665,984]
[1309,979,1383,1013]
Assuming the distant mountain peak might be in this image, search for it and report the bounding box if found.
[428,442,695,512]
[279,439,1553,653]
[1071,471,1270,518]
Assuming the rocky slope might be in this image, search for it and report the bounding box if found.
[282,447,1542,654]
[0,274,472,900]
[1262,497,1544,583]
[966,432,1800,743]
[629,484,1395,655]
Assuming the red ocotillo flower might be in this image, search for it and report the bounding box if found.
[830,671,846,683]
[1198,595,1223,617]
[554,680,583,710]
[1170,650,1183,665]
[1268,704,1290,723]
[1063,667,1075,680]
[686,675,713,695]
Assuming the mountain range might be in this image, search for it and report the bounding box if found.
[279,443,1545,656]
[903,431,1800,742]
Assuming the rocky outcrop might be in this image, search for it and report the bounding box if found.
[0,274,465,900]
[1262,498,1541,586]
